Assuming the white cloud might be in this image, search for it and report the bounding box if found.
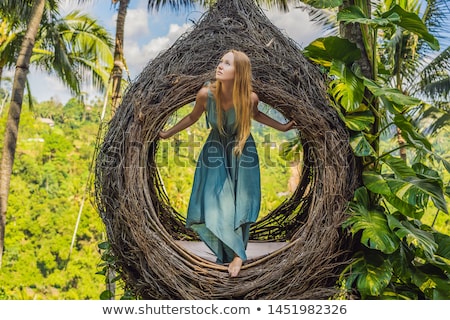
[27,71,72,104]
[265,6,325,48]
[124,23,191,78]
[119,7,151,40]
[142,23,190,59]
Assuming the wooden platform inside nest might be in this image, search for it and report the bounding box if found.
[176,240,287,262]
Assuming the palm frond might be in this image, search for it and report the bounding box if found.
[60,11,114,66]
[147,0,197,12]
[0,0,34,20]
[418,45,450,100]
[28,8,114,96]
[297,3,338,35]
[421,45,450,81]
[418,0,450,55]
[423,76,450,98]
[413,102,450,135]
[72,56,112,92]
[256,0,291,11]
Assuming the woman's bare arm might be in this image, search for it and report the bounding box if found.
[159,86,208,139]
[251,92,296,132]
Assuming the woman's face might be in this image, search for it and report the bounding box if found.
[216,51,235,82]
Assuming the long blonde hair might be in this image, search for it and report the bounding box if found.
[212,49,253,155]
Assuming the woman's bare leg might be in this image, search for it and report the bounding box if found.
[228,256,243,277]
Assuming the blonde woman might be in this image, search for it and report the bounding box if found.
[159,50,295,277]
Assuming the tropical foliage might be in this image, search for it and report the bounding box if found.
[0,97,108,299]
[0,0,113,267]
[303,0,450,299]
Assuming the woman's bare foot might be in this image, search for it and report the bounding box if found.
[228,256,243,277]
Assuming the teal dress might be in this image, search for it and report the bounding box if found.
[186,89,261,264]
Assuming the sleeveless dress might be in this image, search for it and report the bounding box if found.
[185,88,261,264]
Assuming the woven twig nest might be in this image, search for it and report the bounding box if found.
[94,0,359,299]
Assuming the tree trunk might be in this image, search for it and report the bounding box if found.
[0,66,7,115]
[339,0,373,79]
[397,127,407,161]
[106,0,130,297]
[110,0,129,115]
[0,0,45,268]
[339,0,378,160]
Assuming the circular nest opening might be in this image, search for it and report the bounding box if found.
[94,0,359,299]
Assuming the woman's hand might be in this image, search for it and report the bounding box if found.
[282,120,297,132]
[159,130,171,139]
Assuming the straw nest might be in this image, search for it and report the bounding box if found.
[94,0,359,299]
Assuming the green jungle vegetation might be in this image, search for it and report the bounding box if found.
[0,0,449,301]
[0,96,448,299]
[0,97,109,299]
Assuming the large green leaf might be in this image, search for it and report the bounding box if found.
[412,163,443,182]
[363,171,427,218]
[353,186,370,208]
[389,242,415,280]
[303,36,361,68]
[345,202,399,254]
[433,232,450,274]
[350,133,375,156]
[387,217,438,260]
[434,232,450,260]
[363,171,392,195]
[410,268,450,299]
[300,0,342,9]
[330,60,365,112]
[342,252,393,297]
[344,110,375,131]
[381,155,416,178]
[384,194,422,219]
[379,95,410,115]
[338,5,401,26]
[364,78,421,106]
[394,114,432,152]
[387,176,448,214]
[381,5,440,50]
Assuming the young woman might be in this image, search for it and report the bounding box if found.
[159,50,295,277]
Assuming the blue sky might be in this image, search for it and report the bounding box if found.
[25,0,325,104]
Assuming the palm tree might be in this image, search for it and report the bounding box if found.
[0,1,30,81]
[0,0,114,267]
[109,0,208,115]
[110,0,129,114]
[110,0,206,115]
[0,0,46,268]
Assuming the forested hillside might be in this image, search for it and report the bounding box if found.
[0,97,108,299]
[0,98,305,299]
